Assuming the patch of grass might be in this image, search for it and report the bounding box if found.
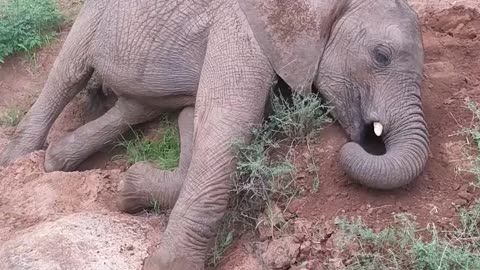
[0,0,64,63]
[269,92,333,140]
[231,92,331,224]
[232,124,296,214]
[0,106,24,126]
[207,90,332,266]
[335,207,480,270]
[118,115,180,170]
[461,101,480,184]
[458,200,480,243]
[464,101,480,148]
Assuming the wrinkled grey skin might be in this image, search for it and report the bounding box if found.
[83,71,117,121]
[0,0,428,268]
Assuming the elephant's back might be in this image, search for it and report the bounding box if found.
[89,0,211,97]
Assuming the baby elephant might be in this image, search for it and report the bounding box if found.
[0,0,428,268]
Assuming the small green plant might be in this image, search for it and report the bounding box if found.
[150,199,162,215]
[458,200,480,242]
[0,0,64,63]
[335,210,480,270]
[210,115,296,266]
[119,116,180,170]
[464,101,480,149]
[0,106,24,126]
[268,92,333,140]
[232,124,296,209]
[208,212,235,266]
[231,92,331,225]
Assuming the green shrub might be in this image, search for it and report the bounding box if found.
[0,0,63,62]
[268,92,333,140]
[231,92,331,223]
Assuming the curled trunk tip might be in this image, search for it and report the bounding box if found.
[339,140,428,190]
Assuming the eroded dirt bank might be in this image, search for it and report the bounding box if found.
[0,1,479,269]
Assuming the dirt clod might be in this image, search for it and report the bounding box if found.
[259,236,301,269]
[453,199,469,207]
[458,190,474,201]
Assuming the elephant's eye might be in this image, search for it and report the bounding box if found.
[373,46,392,66]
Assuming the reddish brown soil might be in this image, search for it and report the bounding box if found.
[0,3,479,270]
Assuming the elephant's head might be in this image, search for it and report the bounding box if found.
[240,0,428,189]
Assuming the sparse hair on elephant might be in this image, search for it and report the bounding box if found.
[0,0,428,269]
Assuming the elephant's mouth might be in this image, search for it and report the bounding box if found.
[359,122,386,156]
[273,79,387,156]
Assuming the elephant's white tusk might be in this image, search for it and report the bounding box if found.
[373,122,383,137]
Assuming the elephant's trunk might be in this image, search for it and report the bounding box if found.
[339,106,429,190]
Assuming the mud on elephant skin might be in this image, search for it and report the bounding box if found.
[0,0,428,268]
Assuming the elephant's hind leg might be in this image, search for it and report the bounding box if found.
[44,98,160,172]
[118,106,194,213]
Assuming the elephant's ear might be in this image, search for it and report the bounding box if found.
[238,0,348,94]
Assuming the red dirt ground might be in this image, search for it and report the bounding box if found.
[0,2,479,270]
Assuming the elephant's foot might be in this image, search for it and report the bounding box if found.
[0,139,39,167]
[143,248,204,270]
[44,135,82,172]
[117,162,184,214]
[117,165,153,214]
[0,145,20,167]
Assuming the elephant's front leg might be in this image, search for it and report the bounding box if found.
[142,13,275,270]
[144,99,271,270]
